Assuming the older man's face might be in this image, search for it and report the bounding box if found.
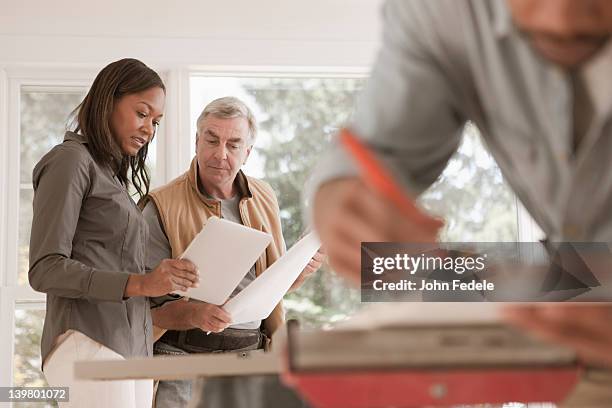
[507,0,612,67]
[196,115,252,196]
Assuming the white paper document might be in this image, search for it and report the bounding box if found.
[177,217,272,305]
[224,232,321,325]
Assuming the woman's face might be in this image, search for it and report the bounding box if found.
[110,87,165,156]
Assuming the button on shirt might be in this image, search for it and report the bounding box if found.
[29,131,152,364]
[307,0,612,242]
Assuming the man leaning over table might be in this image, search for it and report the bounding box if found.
[307,0,612,406]
[140,96,324,408]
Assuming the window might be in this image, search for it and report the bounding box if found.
[191,76,366,326]
[19,89,87,285]
[13,307,46,387]
[190,75,524,328]
[420,122,519,242]
[10,83,161,391]
[13,305,59,408]
[0,65,165,395]
[9,87,88,395]
[0,68,543,408]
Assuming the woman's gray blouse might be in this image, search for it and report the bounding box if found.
[29,131,152,364]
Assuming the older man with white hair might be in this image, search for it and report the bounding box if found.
[140,96,323,407]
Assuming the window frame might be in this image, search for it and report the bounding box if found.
[0,66,98,389]
[0,65,172,391]
[188,68,539,242]
[186,67,370,177]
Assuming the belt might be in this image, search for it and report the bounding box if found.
[158,328,262,353]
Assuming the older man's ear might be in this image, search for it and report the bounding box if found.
[243,145,252,165]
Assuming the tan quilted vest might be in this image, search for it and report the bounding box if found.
[143,158,286,338]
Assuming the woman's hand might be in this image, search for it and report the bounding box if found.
[125,259,199,297]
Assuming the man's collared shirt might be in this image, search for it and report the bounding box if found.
[307,0,612,242]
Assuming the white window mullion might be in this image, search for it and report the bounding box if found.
[516,197,545,243]
[2,67,95,393]
[161,68,192,182]
[0,67,8,288]
[5,78,22,288]
[516,197,547,264]
[0,289,16,387]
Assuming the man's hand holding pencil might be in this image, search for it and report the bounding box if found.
[313,129,443,285]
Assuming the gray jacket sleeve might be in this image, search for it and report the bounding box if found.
[28,145,129,302]
[304,0,467,218]
[142,200,182,308]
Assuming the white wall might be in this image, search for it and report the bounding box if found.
[0,0,383,67]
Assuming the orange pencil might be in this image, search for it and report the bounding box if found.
[339,128,443,229]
